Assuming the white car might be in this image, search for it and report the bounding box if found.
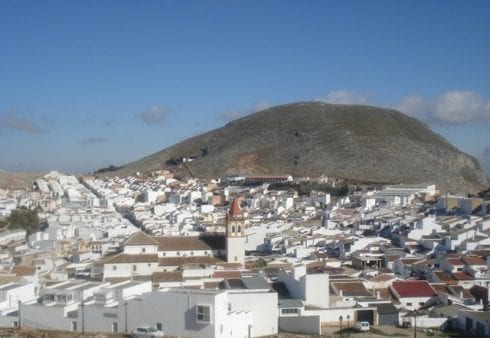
[354,321,370,331]
[132,326,165,337]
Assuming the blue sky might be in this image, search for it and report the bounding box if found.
[1,1,489,176]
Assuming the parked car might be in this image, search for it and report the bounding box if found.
[132,326,165,338]
[354,321,370,331]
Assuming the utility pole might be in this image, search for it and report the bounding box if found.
[414,310,417,338]
[17,301,21,329]
[81,301,85,335]
[124,302,128,333]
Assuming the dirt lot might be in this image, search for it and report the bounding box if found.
[0,327,465,338]
[0,328,130,338]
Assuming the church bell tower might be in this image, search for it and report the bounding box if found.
[226,198,245,265]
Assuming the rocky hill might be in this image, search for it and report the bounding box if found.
[0,170,40,190]
[113,102,488,194]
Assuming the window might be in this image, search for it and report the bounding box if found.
[406,302,412,307]
[196,305,211,323]
[112,265,117,271]
[227,303,231,311]
[281,308,299,315]
[142,248,146,253]
[112,322,118,332]
[237,226,241,233]
[232,226,235,233]
[156,323,163,331]
[419,302,424,306]
[220,324,223,334]
[72,321,78,331]
[133,265,137,272]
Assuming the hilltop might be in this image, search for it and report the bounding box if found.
[112,102,487,194]
[0,169,40,190]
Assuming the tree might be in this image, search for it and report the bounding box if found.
[7,207,41,235]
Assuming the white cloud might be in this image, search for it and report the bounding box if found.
[318,90,371,105]
[432,91,490,123]
[254,101,270,112]
[219,109,242,122]
[395,95,429,117]
[396,90,490,124]
[137,105,167,124]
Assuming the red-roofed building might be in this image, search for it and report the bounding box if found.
[390,281,437,310]
[442,257,465,273]
[212,270,242,279]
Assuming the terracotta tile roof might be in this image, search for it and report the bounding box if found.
[430,283,451,294]
[331,282,372,297]
[391,281,437,298]
[446,258,465,266]
[378,287,399,303]
[152,271,183,283]
[153,235,225,251]
[399,258,420,265]
[159,256,225,266]
[433,271,458,285]
[228,198,242,218]
[384,255,401,262]
[451,272,474,281]
[123,231,158,246]
[11,266,36,276]
[216,262,242,269]
[104,277,131,284]
[448,285,473,299]
[104,253,159,264]
[203,281,220,289]
[470,249,490,257]
[413,259,435,267]
[370,274,396,282]
[462,255,487,266]
[212,270,241,279]
[306,260,326,271]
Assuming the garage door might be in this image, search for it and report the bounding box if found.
[357,310,374,325]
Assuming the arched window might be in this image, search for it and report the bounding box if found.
[237,226,241,233]
[231,226,235,233]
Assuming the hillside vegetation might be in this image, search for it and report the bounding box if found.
[112,102,488,194]
[1,207,40,235]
